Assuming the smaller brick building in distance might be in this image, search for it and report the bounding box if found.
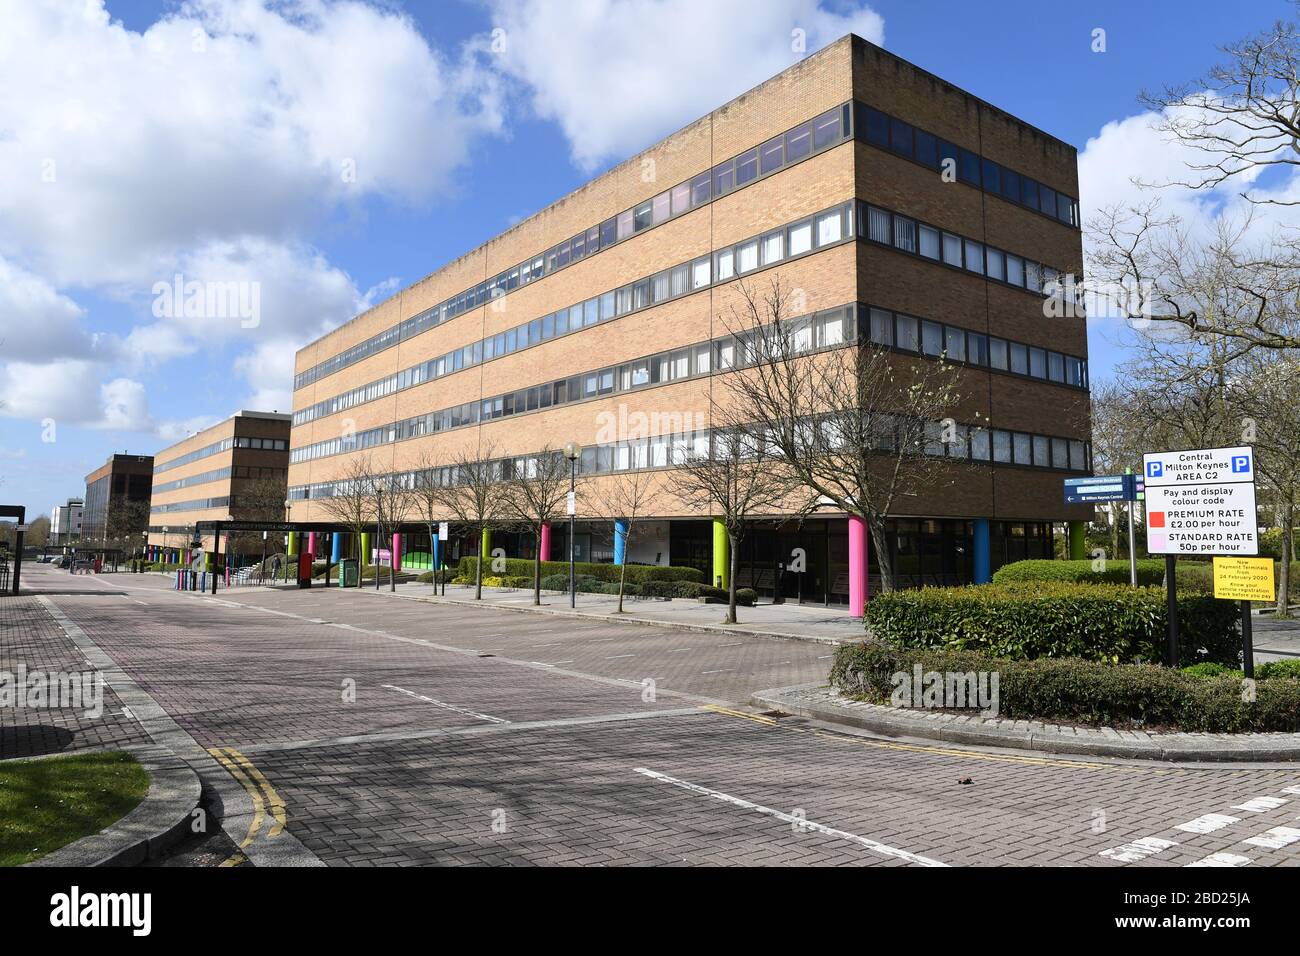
[145,411,290,564]
[82,454,154,549]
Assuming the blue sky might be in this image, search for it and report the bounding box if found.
[0,0,1293,520]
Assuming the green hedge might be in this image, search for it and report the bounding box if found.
[830,642,1300,732]
[866,582,1239,665]
[458,556,703,584]
[993,558,1167,587]
[993,558,1220,594]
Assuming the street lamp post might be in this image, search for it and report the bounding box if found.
[563,442,582,609]
[375,487,384,591]
[283,500,291,583]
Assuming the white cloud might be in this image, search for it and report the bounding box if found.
[0,360,151,431]
[0,0,503,287]
[0,255,98,362]
[484,0,884,171]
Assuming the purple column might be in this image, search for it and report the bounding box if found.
[848,516,868,618]
[539,522,552,562]
[392,533,402,572]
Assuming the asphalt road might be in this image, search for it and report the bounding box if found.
[14,565,1300,867]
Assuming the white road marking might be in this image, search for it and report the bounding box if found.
[1231,797,1289,813]
[606,654,635,659]
[1099,837,1178,863]
[633,767,948,867]
[381,684,507,724]
[546,659,575,665]
[720,642,743,647]
[1243,826,1300,850]
[1175,813,1240,834]
[701,668,733,674]
[1281,785,1300,795]
[1187,852,1252,868]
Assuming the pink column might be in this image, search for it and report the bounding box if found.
[392,533,402,571]
[307,532,317,558]
[539,522,552,562]
[848,516,868,617]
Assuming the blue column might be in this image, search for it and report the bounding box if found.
[973,518,991,584]
[432,536,441,571]
[331,533,343,562]
[613,518,629,565]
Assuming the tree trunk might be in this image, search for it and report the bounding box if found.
[1279,500,1293,618]
[617,546,628,614]
[725,530,739,624]
[475,529,484,601]
[869,517,893,593]
[533,529,542,606]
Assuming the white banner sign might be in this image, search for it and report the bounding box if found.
[1143,446,1258,556]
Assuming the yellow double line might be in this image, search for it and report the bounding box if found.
[208,746,288,867]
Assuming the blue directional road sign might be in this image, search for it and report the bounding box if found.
[1064,474,1138,504]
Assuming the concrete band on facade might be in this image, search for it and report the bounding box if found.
[282,34,1093,613]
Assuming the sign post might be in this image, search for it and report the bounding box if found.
[1063,474,1141,585]
[1212,556,1274,678]
[1143,446,1259,669]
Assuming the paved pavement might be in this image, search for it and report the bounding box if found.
[8,565,1300,867]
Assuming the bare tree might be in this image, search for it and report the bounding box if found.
[718,278,963,593]
[588,467,662,614]
[432,443,508,600]
[1087,202,1300,354]
[502,447,572,606]
[374,473,417,593]
[670,416,794,624]
[410,450,448,583]
[1140,7,1300,207]
[314,455,376,587]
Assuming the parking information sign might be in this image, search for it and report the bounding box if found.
[1142,446,1258,556]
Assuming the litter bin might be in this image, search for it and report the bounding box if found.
[338,559,358,587]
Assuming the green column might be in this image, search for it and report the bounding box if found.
[361,532,371,564]
[481,528,491,575]
[1068,520,1087,560]
[711,518,729,590]
[287,532,298,557]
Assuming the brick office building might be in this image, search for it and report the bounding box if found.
[284,35,1092,609]
[146,411,290,565]
[83,454,154,550]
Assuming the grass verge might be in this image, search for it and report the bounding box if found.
[0,751,149,866]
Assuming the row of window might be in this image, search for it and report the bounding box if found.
[153,436,289,476]
[289,299,1087,467]
[293,105,853,391]
[151,495,232,515]
[292,202,857,428]
[858,201,1077,300]
[289,306,856,465]
[153,466,231,494]
[865,306,1087,387]
[855,103,1080,227]
[289,417,1091,503]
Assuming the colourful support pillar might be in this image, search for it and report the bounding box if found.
[539,522,552,562]
[848,516,868,617]
[613,519,629,565]
[1068,520,1087,560]
[711,518,729,590]
[973,518,992,584]
[392,533,402,571]
[307,532,317,558]
[361,532,371,566]
[331,533,343,562]
[432,536,441,571]
[481,528,491,574]
[287,532,298,558]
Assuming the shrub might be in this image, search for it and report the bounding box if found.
[736,588,758,607]
[992,558,1167,587]
[1182,662,1241,679]
[457,556,703,585]
[1258,659,1300,680]
[866,582,1240,665]
[830,641,1300,732]
[639,580,675,598]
